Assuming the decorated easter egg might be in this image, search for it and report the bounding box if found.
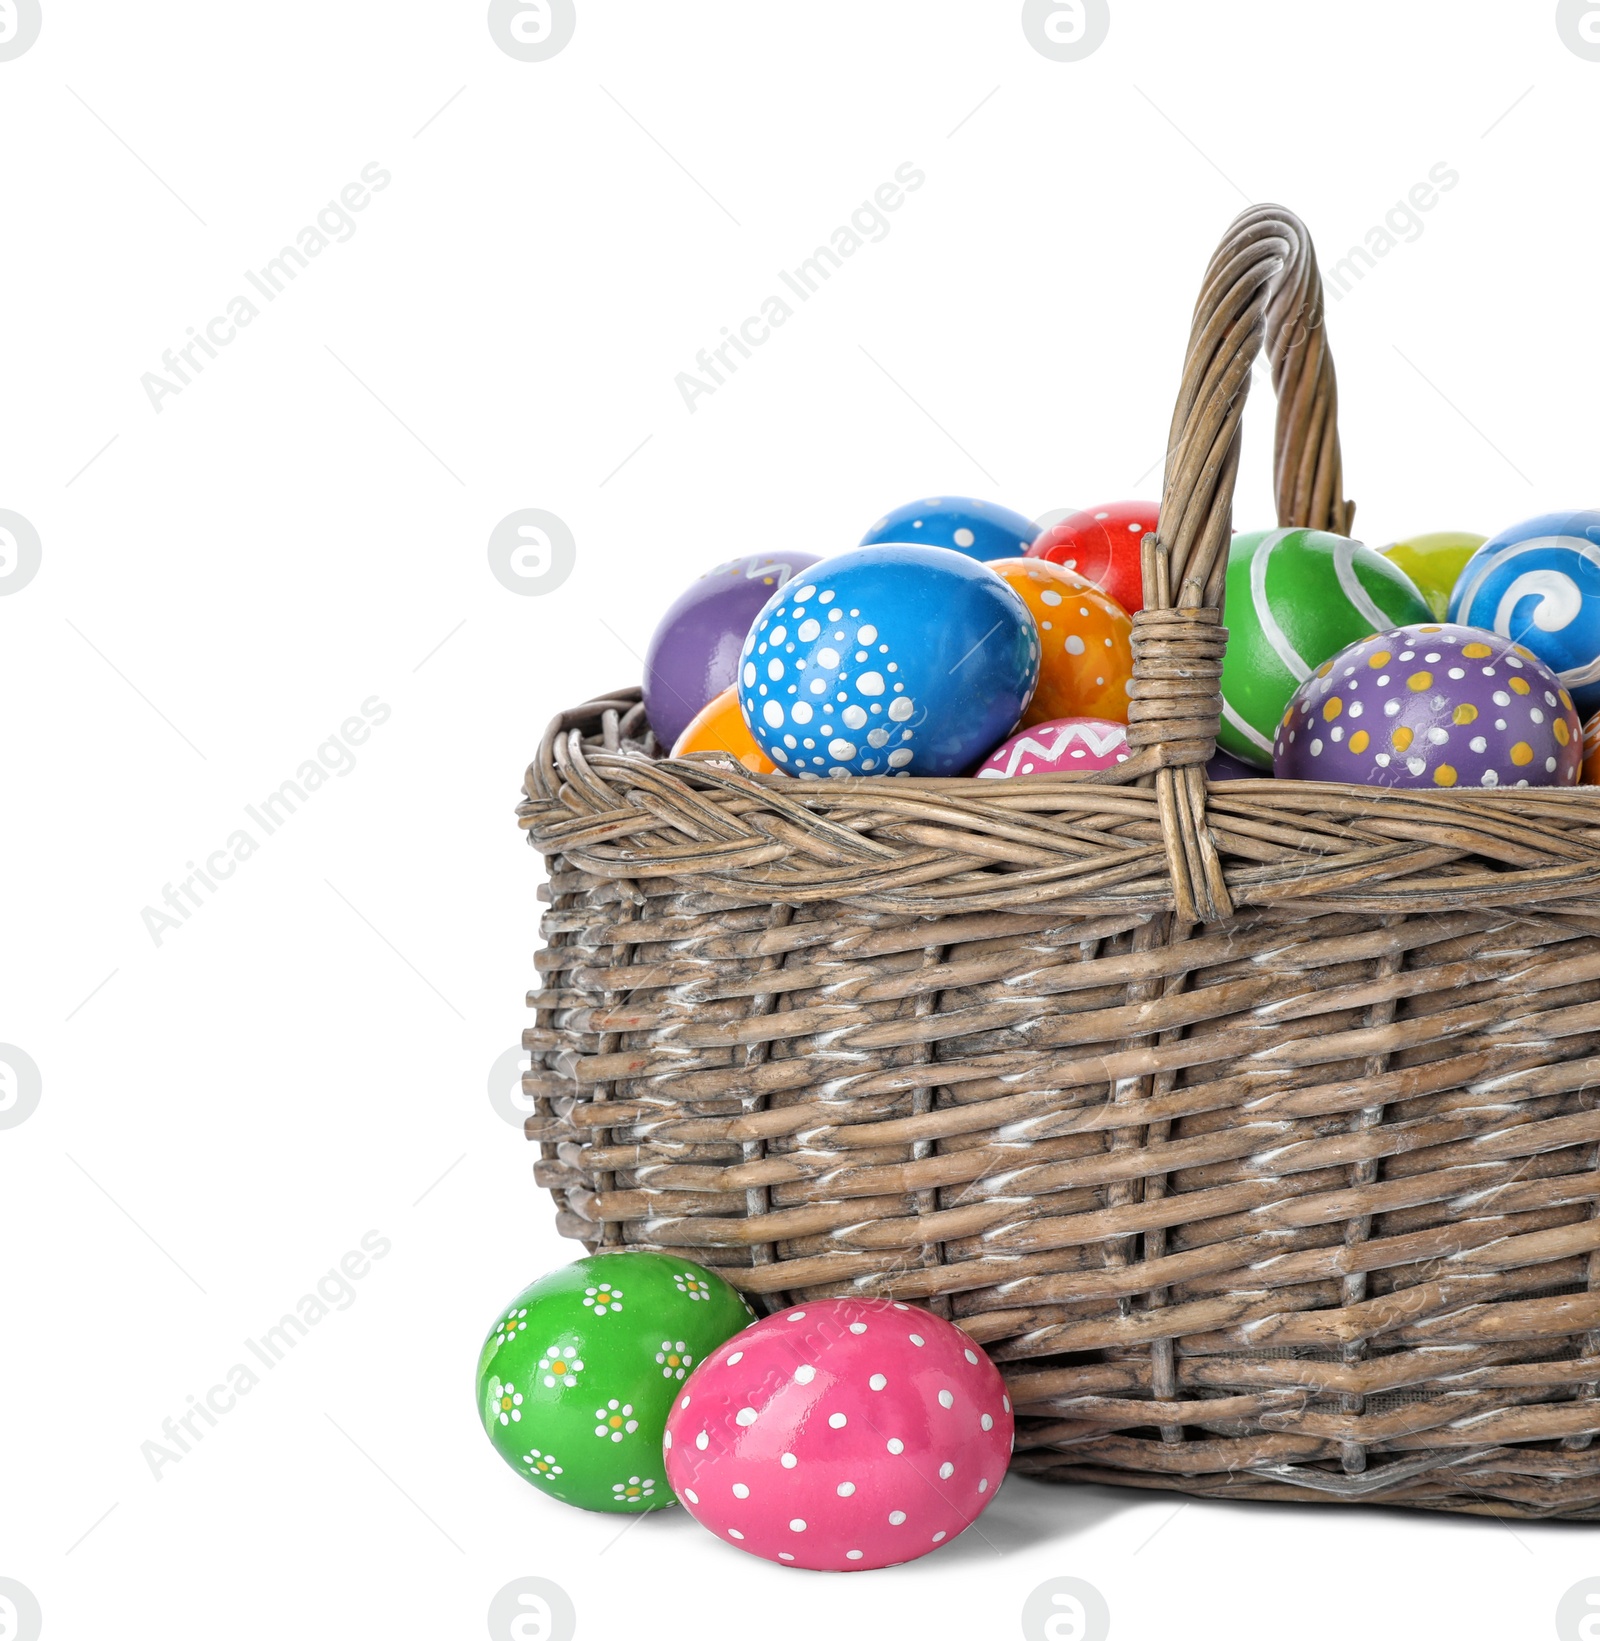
[1585,712,1600,785]
[860,496,1036,563]
[1218,528,1431,768]
[671,685,776,774]
[986,558,1133,724]
[975,717,1130,778]
[1379,531,1485,621]
[1027,500,1157,615]
[740,545,1039,777]
[663,1298,1013,1571]
[1206,747,1261,782]
[644,552,819,750]
[475,1253,756,1513]
[1273,623,1580,789]
[1448,512,1600,719]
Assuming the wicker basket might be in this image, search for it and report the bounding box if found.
[517,205,1600,1521]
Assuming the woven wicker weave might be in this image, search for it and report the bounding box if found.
[517,205,1600,1521]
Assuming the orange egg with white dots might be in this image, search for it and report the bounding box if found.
[986,558,1133,726]
[1582,712,1600,785]
[671,685,776,774]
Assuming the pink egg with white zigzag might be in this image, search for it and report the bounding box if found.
[975,716,1131,777]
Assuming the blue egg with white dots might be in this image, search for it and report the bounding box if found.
[1449,511,1600,718]
[861,496,1038,562]
[739,544,1040,778]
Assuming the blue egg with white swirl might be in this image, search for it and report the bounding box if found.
[1449,512,1600,718]
[740,544,1040,777]
[861,496,1038,563]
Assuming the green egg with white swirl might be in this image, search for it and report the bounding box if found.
[1218,528,1432,768]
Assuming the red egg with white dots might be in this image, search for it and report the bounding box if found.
[1028,500,1157,614]
[662,1298,1013,1572]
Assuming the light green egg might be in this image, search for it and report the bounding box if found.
[1379,531,1487,621]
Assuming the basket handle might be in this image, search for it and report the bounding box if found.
[1127,205,1352,923]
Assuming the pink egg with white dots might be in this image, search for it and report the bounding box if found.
[662,1297,1013,1572]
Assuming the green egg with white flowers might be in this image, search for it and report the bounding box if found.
[475,1252,756,1514]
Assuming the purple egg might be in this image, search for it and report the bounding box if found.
[643,552,819,748]
[1206,747,1261,782]
[1273,622,1582,789]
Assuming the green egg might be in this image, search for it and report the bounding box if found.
[1218,528,1432,768]
[1379,531,1486,622]
[475,1252,757,1513]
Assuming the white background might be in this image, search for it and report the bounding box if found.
[4,2,1600,1637]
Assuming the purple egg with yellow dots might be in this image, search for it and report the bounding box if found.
[1273,622,1581,790]
[643,552,819,749]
